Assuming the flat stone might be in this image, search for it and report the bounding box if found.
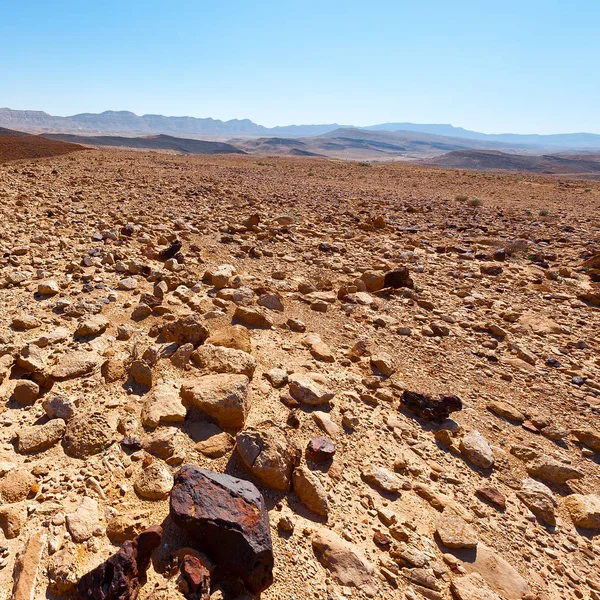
[141,383,186,428]
[50,350,102,380]
[436,507,478,549]
[17,419,66,453]
[66,496,98,543]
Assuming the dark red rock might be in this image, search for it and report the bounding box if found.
[476,487,506,511]
[77,526,162,600]
[120,224,135,237]
[384,267,414,289]
[480,264,503,276]
[170,465,273,595]
[401,391,462,422]
[179,555,211,599]
[306,437,335,462]
[373,531,392,548]
[287,408,301,428]
[158,240,182,261]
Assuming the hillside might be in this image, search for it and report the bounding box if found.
[0,127,84,163]
[425,149,600,177]
[43,133,245,155]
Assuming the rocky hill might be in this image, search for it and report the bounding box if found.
[0,127,84,163]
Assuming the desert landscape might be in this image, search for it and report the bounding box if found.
[0,139,598,600]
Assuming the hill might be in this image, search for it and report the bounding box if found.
[424,149,600,177]
[0,127,84,163]
[43,133,245,155]
[3,107,600,150]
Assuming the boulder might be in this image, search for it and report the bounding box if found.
[564,494,600,529]
[517,478,557,526]
[170,465,273,595]
[236,423,300,491]
[141,383,186,428]
[460,431,495,469]
[191,344,256,377]
[63,412,115,458]
[17,419,66,453]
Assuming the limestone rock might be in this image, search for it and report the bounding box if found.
[63,412,115,458]
[460,430,495,469]
[134,460,173,499]
[50,350,102,380]
[293,466,329,516]
[517,478,557,526]
[141,383,186,428]
[564,494,600,529]
[17,419,66,453]
[66,496,99,542]
[191,344,256,377]
[288,373,334,405]
[436,507,478,548]
[526,455,584,485]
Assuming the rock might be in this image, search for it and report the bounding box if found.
[191,344,256,377]
[476,487,506,511]
[107,510,152,542]
[38,280,60,295]
[292,466,329,516]
[206,264,235,288]
[236,423,300,491]
[118,276,138,290]
[304,335,334,363]
[206,325,251,353]
[47,548,81,594]
[63,412,115,458]
[361,464,403,494]
[370,352,396,376]
[130,359,153,387]
[572,428,600,452]
[17,419,66,453]
[178,555,211,599]
[306,437,336,462]
[159,239,182,260]
[526,455,584,485]
[312,411,341,438]
[401,390,462,421]
[12,314,41,330]
[161,314,209,347]
[436,507,478,548]
[170,343,194,368]
[42,395,77,421]
[11,531,47,600]
[182,374,250,430]
[487,400,525,423]
[66,496,98,542]
[361,271,385,292]
[134,460,173,499]
[384,267,413,289]
[452,573,503,600]
[265,368,288,388]
[517,478,557,526]
[257,293,284,311]
[288,373,334,405]
[0,469,36,503]
[193,422,235,459]
[76,314,109,337]
[450,544,528,600]
[143,427,186,464]
[50,350,102,380]
[0,503,25,538]
[102,358,127,382]
[141,383,187,428]
[312,528,377,597]
[564,494,600,529]
[76,526,162,600]
[14,379,39,406]
[170,465,273,595]
[460,431,495,469]
[17,344,46,373]
[234,306,274,329]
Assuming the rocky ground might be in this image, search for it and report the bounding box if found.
[0,149,599,600]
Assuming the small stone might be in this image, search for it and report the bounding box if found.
[134,460,173,499]
[141,383,186,428]
[517,478,557,526]
[292,466,329,516]
[42,395,77,421]
[436,507,478,548]
[66,497,98,543]
[14,380,39,406]
[76,315,109,337]
[564,494,600,529]
[460,430,495,469]
[370,352,396,376]
[306,437,336,462]
[63,412,115,458]
[38,280,60,295]
[288,373,334,405]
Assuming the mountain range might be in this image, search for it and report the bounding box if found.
[2,108,600,151]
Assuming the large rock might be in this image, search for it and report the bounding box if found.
[160,314,209,347]
[170,465,273,595]
[141,383,186,428]
[50,351,102,380]
[292,466,329,516]
[401,390,462,421]
[0,469,36,503]
[234,306,274,329]
[526,455,584,485]
[361,464,403,494]
[181,374,250,430]
[236,423,300,491]
[63,412,115,458]
[452,573,503,600]
[66,496,99,543]
[572,428,600,453]
[460,431,495,469]
[17,419,66,453]
[76,315,109,337]
[11,531,47,600]
[191,344,256,377]
[288,373,334,405]
[205,325,251,353]
[312,528,377,597]
[564,494,600,529]
[77,526,162,600]
[517,478,557,526]
[436,507,478,548]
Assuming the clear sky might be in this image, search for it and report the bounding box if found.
[2,0,599,133]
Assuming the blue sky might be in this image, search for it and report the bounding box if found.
[2,0,599,133]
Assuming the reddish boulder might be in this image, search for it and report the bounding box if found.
[401,390,462,422]
[170,465,273,595]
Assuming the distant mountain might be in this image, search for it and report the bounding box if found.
[424,149,600,177]
[43,133,244,155]
[367,123,600,150]
[2,108,600,151]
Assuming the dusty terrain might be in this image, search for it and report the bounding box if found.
[0,128,84,164]
[0,149,599,600]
